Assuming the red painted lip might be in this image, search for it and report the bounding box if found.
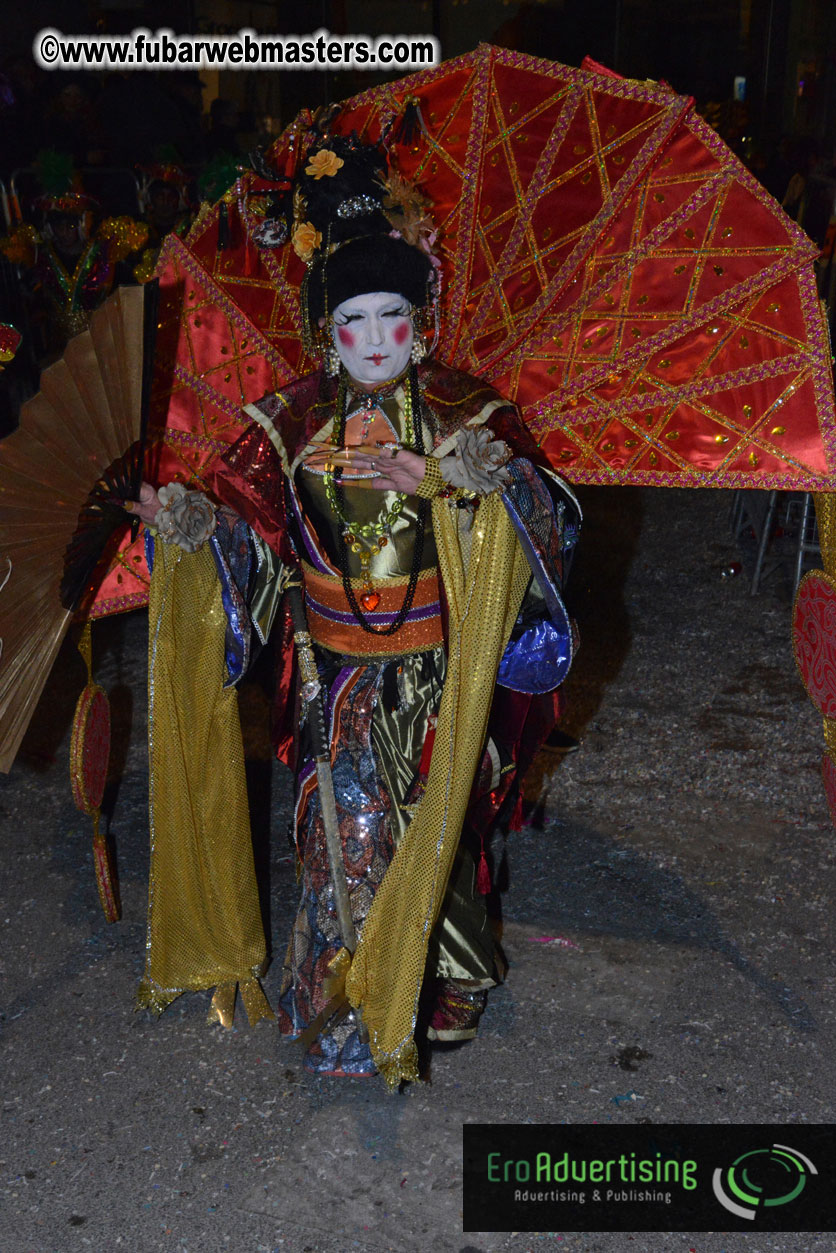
[366,354,387,365]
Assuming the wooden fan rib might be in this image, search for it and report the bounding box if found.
[106,286,146,457]
[0,540,80,581]
[8,392,107,487]
[0,433,100,494]
[0,469,95,521]
[0,486,98,521]
[0,577,67,669]
[0,531,93,573]
[0,586,64,636]
[0,602,65,658]
[14,380,86,455]
[0,612,62,672]
[37,356,125,474]
[0,450,134,532]
[61,333,126,468]
[0,619,71,773]
[0,284,153,769]
[0,543,67,601]
[0,639,54,708]
[89,291,133,459]
[38,340,117,467]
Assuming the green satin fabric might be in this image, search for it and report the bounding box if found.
[248,533,287,643]
[245,382,503,989]
[427,843,505,987]
[296,390,439,579]
[368,645,501,986]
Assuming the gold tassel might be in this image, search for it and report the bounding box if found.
[207,983,237,1028]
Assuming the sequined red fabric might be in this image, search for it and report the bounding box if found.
[89,45,835,617]
[793,571,836,718]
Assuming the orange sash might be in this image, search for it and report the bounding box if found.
[302,561,445,657]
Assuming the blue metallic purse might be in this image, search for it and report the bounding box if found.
[497,614,572,694]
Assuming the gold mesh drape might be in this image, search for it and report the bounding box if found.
[137,539,272,1024]
[344,492,530,1086]
[813,493,836,767]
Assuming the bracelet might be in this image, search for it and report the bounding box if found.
[414,455,445,499]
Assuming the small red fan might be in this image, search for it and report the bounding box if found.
[70,625,119,921]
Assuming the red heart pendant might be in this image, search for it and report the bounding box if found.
[360,590,381,612]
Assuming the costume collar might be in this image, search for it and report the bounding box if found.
[343,364,410,405]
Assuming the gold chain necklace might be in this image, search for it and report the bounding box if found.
[323,372,416,611]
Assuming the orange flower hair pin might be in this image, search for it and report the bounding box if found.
[305,149,345,181]
[291,221,322,263]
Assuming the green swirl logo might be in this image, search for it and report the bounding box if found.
[713,1144,817,1220]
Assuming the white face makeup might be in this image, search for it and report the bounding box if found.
[331,291,414,387]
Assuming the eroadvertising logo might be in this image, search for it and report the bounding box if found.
[712,1142,817,1220]
[462,1124,835,1232]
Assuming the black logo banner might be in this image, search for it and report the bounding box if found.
[463,1123,835,1232]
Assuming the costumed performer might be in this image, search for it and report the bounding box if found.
[133,132,580,1085]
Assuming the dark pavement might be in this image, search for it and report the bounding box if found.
[2,486,834,1253]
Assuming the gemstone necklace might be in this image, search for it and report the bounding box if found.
[324,364,428,633]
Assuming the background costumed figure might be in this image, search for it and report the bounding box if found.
[0,151,147,357]
[132,163,194,285]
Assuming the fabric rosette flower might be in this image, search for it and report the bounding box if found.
[292,221,322,263]
[440,426,513,495]
[305,149,345,181]
[154,482,217,553]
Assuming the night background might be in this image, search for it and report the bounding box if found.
[3,2,836,171]
[3,6,836,1253]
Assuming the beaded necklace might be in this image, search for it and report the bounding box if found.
[324,364,429,635]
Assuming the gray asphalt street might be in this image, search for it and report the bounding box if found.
[2,485,834,1253]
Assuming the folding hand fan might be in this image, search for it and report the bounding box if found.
[0,281,157,773]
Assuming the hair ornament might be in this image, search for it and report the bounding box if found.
[305,149,345,181]
[336,194,379,219]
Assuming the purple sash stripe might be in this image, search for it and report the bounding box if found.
[307,592,442,628]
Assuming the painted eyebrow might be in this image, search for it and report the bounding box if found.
[335,302,410,321]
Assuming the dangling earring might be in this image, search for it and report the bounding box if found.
[326,340,341,376]
[410,334,427,364]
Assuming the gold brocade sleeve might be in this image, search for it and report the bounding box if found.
[344,492,531,1086]
[136,539,271,1024]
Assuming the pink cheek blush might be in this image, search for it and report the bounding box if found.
[336,327,355,348]
[393,320,410,345]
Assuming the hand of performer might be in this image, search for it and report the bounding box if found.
[350,445,426,494]
[127,481,162,527]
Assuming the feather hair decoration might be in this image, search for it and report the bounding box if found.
[379,171,434,247]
